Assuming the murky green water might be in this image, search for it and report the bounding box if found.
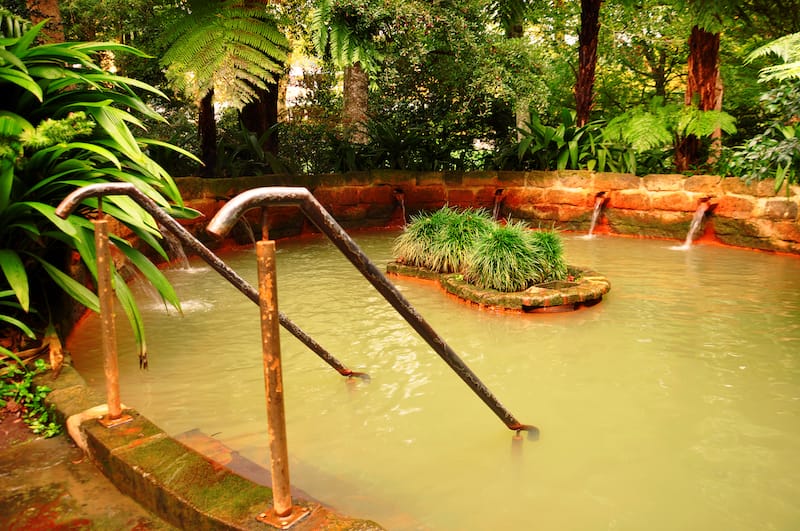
[68,232,800,530]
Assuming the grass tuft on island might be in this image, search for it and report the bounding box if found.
[389,207,610,312]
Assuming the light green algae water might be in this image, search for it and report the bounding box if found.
[68,232,800,530]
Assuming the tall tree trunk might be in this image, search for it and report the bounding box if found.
[198,90,217,178]
[343,62,369,144]
[26,0,63,42]
[707,66,724,165]
[675,25,720,171]
[240,82,280,155]
[575,0,603,127]
[506,9,529,139]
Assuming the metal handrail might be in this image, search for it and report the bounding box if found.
[55,183,364,379]
[207,186,539,439]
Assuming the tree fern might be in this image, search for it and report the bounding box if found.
[604,97,735,152]
[310,0,384,75]
[747,32,800,82]
[160,0,289,108]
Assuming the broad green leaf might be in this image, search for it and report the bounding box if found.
[138,138,202,164]
[0,249,29,312]
[0,314,35,339]
[0,159,13,213]
[0,66,42,100]
[88,106,143,162]
[112,237,182,314]
[32,255,99,313]
[24,202,79,237]
[63,142,122,169]
[26,65,67,80]
[9,19,45,55]
[556,149,569,170]
[112,269,146,359]
[0,111,33,137]
[0,49,25,71]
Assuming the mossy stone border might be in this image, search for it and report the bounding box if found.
[387,262,611,312]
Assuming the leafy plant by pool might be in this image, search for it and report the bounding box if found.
[389,207,609,311]
[393,206,495,274]
[0,15,197,368]
[393,207,568,292]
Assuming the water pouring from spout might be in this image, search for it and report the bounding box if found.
[581,192,606,240]
[671,201,710,250]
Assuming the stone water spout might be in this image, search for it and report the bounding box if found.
[393,188,406,226]
[492,188,505,220]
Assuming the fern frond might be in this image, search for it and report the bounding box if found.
[678,108,737,138]
[160,0,288,106]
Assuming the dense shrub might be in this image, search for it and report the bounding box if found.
[463,221,544,292]
[392,208,567,292]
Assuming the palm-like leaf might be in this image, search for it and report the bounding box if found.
[160,0,289,108]
[1,21,198,360]
[748,32,800,82]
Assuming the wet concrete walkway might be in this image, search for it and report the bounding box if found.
[0,416,174,530]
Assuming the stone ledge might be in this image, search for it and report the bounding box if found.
[39,364,384,531]
[387,263,610,312]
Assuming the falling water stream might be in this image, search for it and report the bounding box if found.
[68,233,800,530]
[583,195,605,239]
[671,202,709,250]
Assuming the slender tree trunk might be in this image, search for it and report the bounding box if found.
[240,82,280,155]
[198,90,217,178]
[707,67,724,165]
[675,25,720,171]
[343,62,369,144]
[506,10,529,139]
[575,0,603,126]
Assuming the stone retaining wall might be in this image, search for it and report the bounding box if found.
[176,170,800,254]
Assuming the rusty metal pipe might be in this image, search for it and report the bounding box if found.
[94,218,122,420]
[257,240,293,518]
[207,187,538,438]
[55,184,364,379]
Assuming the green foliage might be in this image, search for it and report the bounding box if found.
[603,98,737,173]
[1,358,61,437]
[529,229,568,282]
[748,32,800,83]
[392,207,460,271]
[511,110,605,171]
[0,21,197,361]
[393,207,568,292]
[311,0,391,75]
[464,221,543,293]
[0,7,30,38]
[720,82,800,191]
[160,0,289,108]
[428,208,494,274]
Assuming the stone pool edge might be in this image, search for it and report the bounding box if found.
[36,362,384,531]
[386,262,611,312]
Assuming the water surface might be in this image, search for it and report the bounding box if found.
[68,233,800,530]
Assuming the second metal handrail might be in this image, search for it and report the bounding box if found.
[207,186,539,439]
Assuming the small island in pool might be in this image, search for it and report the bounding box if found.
[386,206,610,313]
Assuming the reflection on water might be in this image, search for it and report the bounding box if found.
[68,233,800,531]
